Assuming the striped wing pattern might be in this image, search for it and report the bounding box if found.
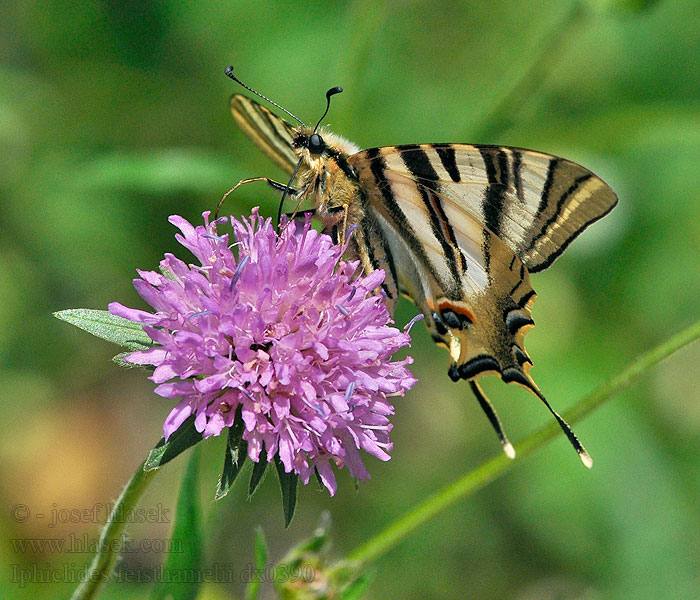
[348,146,539,383]
[365,144,619,273]
[348,144,617,382]
[230,94,298,173]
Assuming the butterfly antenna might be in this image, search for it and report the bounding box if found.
[503,368,592,468]
[469,381,515,459]
[225,65,305,126]
[313,86,343,132]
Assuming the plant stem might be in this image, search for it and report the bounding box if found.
[346,319,700,566]
[71,460,157,600]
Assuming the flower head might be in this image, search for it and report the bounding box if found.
[109,210,417,495]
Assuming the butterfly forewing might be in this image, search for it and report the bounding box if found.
[230,94,298,173]
[352,144,618,273]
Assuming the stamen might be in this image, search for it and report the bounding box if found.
[404,313,425,332]
[336,304,350,317]
[345,381,356,403]
[347,286,357,302]
[188,310,215,321]
[202,233,227,242]
[230,255,250,290]
[345,223,359,241]
[236,386,255,402]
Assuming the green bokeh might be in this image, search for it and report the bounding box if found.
[2,1,699,598]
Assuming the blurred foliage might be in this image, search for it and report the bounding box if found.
[2,1,700,599]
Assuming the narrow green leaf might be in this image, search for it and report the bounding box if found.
[149,446,203,600]
[55,309,152,350]
[274,456,298,528]
[313,466,325,491]
[144,416,203,471]
[245,527,268,600]
[248,449,269,497]
[341,570,376,600]
[215,419,248,500]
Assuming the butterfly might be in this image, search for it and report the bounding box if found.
[224,67,618,466]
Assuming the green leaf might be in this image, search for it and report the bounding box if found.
[248,449,269,497]
[341,570,376,600]
[245,527,268,600]
[54,309,152,350]
[149,446,203,600]
[275,456,298,528]
[144,416,204,471]
[215,418,248,500]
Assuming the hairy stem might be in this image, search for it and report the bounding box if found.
[70,460,157,600]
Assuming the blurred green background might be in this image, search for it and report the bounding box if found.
[2,0,700,598]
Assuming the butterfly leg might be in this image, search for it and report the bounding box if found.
[469,380,515,459]
[215,177,298,219]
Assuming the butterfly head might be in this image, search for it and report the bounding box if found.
[292,131,328,159]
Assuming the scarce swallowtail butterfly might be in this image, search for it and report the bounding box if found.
[223,66,618,467]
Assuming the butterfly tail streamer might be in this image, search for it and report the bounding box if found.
[469,381,515,459]
[503,368,593,468]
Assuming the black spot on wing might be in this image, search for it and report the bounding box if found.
[504,311,534,335]
[448,355,502,382]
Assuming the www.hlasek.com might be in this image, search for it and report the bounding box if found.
[11,563,316,588]
[11,534,182,555]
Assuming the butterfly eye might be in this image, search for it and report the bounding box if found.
[307,133,325,155]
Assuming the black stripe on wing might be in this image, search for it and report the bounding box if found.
[400,145,468,282]
[364,147,455,297]
[230,94,298,173]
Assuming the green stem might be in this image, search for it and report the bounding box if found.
[346,319,700,566]
[71,460,158,600]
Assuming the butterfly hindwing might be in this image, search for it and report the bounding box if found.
[348,146,536,382]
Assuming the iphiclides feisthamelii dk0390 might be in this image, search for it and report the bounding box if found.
[222,66,618,467]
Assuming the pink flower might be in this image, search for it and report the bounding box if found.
[109,210,417,495]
